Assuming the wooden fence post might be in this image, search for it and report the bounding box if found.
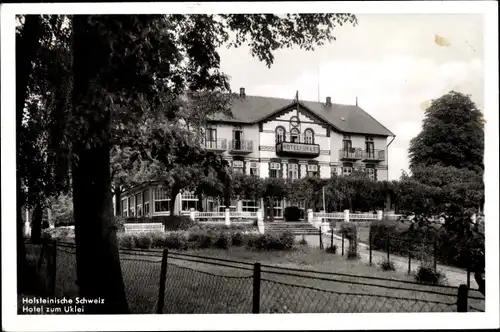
[386,237,390,262]
[341,232,344,256]
[50,240,57,297]
[330,228,334,248]
[369,232,372,266]
[457,284,468,312]
[408,238,412,275]
[319,226,323,250]
[252,263,261,314]
[433,241,437,270]
[157,249,169,314]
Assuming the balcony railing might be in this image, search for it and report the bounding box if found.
[277,134,315,145]
[229,139,253,153]
[204,138,227,152]
[338,148,363,160]
[362,149,385,161]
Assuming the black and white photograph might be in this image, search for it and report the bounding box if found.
[1,1,499,331]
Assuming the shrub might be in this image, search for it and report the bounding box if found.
[189,230,218,249]
[298,235,308,245]
[341,223,359,259]
[135,232,153,249]
[150,231,166,248]
[165,232,189,250]
[231,232,244,246]
[118,233,136,249]
[415,266,447,285]
[245,231,295,251]
[380,260,396,271]
[214,231,232,249]
[325,245,337,254]
[162,216,196,231]
[54,211,74,227]
[284,206,304,221]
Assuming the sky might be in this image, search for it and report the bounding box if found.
[217,14,484,180]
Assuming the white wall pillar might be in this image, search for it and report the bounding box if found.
[300,164,307,179]
[225,208,230,226]
[257,208,264,234]
[344,209,350,223]
[307,209,313,223]
[282,163,288,179]
[237,199,243,213]
[189,208,196,221]
[377,210,383,221]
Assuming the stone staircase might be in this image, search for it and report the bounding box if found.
[265,222,320,235]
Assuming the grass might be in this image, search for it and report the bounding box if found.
[24,242,486,314]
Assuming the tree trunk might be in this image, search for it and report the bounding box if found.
[72,15,129,314]
[269,198,275,222]
[16,14,43,294]
[114,182,122,217]
[30,203,43,243]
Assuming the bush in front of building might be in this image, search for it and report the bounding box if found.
[245,231,295,251]
[117,233,137,249]
[135,232,153,249]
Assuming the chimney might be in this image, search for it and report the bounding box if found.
[356,96,358,106]
[326,96,332,106]
[239,87,246,98]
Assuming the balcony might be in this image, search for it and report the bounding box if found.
[362,149,385,162]
[275,134,320,158]
[229,140,253,154]
[203,138,227,153]
[338,148,363,161]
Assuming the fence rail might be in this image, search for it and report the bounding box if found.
[25,240,485,314]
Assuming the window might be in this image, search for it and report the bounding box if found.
[307,164,319,177]
[135,193,143,217]
[365,136,375,158]
[290,128,300,143]
[342,163,353,176]
[250,161,259,176]
[154,187,170,213]
[232,160,244,174]
[121,198,128,217]
[269,162,281,178]
[181,191,198,212]
[143,189,150,216]
[205,127,217,148]
[288,163,299,180]
[242,200,259,213]
[233,126,243,150]
[273,199,283,218]
[129,196,135,217]
[331,167,338,177]
[304,129,314,144]
[275,127,285,143]
[366,165,377,180]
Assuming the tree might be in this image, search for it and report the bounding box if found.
[18,13,358,312]
[408,91,484,173]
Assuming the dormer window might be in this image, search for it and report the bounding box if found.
[290,128,300,143]
[275,127,285,143]
[304,129,314,144]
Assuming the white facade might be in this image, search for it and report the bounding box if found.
[207,104,389,182]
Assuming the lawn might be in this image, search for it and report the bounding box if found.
[24,242,486,314]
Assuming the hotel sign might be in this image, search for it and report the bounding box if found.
[276,142,320,157]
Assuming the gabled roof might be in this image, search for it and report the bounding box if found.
[209,94,395,137]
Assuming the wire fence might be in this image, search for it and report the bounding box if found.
[25,240,485,314]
